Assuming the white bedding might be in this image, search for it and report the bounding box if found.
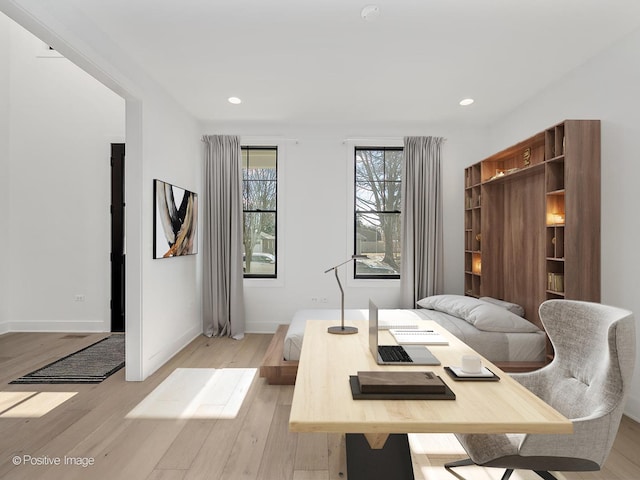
[283,308,546,363]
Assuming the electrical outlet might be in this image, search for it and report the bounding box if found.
[74,294,85,302]
[311,297,318,303]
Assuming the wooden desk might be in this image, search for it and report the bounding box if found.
[289,319,572,480]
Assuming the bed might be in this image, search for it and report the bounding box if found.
[260,295,548,385]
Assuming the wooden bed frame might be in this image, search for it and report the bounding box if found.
[259,325,299,385]
[259,324,547,385]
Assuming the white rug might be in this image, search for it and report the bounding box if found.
[126,368,257,419]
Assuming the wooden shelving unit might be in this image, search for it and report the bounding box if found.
[463,120,600,329]
[464,163,482,297]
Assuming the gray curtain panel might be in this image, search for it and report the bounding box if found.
[400,136,445,308]
[202,135,245,338]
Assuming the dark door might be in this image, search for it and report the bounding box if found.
[111,143,125,332]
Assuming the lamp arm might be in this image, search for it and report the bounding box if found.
[323,254,367,273]
[334,268,345,328]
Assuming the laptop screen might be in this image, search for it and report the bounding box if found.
[369,299,379,361]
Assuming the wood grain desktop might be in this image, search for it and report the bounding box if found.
[289,318,573,479]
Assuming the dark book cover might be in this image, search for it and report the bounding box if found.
[357,371,446,394]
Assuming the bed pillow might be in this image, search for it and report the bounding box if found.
[417,294,484,319]
[417,294,540,333]
[466,303,540,333]
[479,296,525,317]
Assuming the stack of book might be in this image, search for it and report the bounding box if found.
[356,371,446,394]
[547,273,564,292]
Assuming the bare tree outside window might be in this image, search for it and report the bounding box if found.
[242,147,277,277]
[354,147,402,278]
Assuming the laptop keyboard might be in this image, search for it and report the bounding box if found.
[378,345,413,363]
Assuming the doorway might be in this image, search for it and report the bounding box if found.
[111,143,125,332]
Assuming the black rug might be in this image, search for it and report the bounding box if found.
[11,335,125,384]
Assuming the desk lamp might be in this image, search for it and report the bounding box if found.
[324,254,367,334]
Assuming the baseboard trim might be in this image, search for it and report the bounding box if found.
[246,322,284,334]
[2,320,108,333]
[142,324,202,380]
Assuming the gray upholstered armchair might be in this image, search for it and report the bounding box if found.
[445,299,636,480]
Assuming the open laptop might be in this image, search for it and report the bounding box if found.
[369,300,441,365]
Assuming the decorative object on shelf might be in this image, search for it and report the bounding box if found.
[475,233,481,246]
[523,147,531,166]
[153,179,198,259]
[489,167,519,180]
[324,255,368,334]
[472,257,482,275]
[547,212,565,225]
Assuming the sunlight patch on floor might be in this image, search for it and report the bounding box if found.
[0,391,78,418]
[126,368,257,419]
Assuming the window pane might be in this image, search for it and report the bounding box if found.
[242,146,277,279]
[243,180,277,210]
[243,212,276,276]
[355,181,376,211]
[243,148,277,179]
[355,212,401,277]
[354,147,402,278]
[355,149,385,182]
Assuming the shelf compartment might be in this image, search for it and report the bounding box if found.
[546,192,565,226]
[546,259,565,294]
[545,124,565,160]
[546,157,565,192]
[465,271,482,298]
[465,230,473,251]
[546,226,565,259]
[480,135,545,183]
[471,252,482,275]
[466,164,481,187]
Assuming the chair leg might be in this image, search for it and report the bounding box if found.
[444,458,474,470]
[501,470,514,480]
[534,471,558,480]
[444,461,556,480]
[444,460,515,480]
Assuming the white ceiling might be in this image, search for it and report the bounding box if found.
[13,0,640,126]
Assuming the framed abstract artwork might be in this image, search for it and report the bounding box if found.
[153,179,198,258]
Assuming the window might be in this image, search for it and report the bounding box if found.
[354,147,403,279]
[242,147,277,278]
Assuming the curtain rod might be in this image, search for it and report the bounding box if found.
[201,136,299,144]
[342,136,447,144]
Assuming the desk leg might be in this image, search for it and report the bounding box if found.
[345,433,414,480]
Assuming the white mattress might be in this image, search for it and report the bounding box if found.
[283,308,546,363]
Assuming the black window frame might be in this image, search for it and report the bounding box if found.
[242,146,278,279]
[353,146,403,280]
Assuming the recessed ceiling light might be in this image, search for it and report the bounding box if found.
[459,98,474,106]
[228,97,242,105]
[361,5,380,21]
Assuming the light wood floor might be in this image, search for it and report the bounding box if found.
[1,332,639,480]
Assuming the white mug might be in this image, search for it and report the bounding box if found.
[461,355,482,374]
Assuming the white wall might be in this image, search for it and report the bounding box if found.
[487,27,640,421]
[138,99,202,378]
[0,5,203,381]
[202,122,487,333]
[0,14,9,332]
[2,16,124,333]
